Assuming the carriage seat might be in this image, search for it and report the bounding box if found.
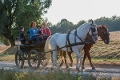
[26,30,48,44]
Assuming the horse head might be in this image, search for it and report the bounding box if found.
[87,20,98,43]
[97,25,110,44]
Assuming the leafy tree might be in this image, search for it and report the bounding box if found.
[0,0,52,47]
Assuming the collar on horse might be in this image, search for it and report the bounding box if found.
[66,30,85,52]
[66,29,96,52]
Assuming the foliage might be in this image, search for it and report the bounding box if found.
[0,36,10,46]
[49,16,120,34]
[95,15,120,31]
[0,0,52,47]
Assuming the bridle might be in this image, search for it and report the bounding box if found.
[66,21,98,52]
[89,24,98,36]
[85,24,98,43]
[99,28,110,42]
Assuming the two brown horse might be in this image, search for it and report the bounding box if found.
[59,25,110,69]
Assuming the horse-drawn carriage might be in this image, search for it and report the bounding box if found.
[15,36,48,69]
[15,20,109,71]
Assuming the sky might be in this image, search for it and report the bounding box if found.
[43,0,120,25]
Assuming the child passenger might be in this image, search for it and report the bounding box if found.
[19,26,26,44]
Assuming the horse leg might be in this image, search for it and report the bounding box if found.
[86,51,95,70]
[73,50,82,71]
[81,52,87,69]
[67,52,73,67]
[63,51,69,68]
[59,50,64,67]
[52,50,60,70]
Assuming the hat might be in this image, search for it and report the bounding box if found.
[20,26,24,30]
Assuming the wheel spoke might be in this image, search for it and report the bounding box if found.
[15,50,24,68]
[28,50,40,69]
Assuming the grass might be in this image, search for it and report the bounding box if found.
[1,69,119,80]
[0,69,97,80]
[90,41,120,59]
[0,53,14,61]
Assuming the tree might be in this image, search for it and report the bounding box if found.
[0,0,52,47]
[0,0,19,47]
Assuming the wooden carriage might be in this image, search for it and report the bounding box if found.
[15,36,48,69]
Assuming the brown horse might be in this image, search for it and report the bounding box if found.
[59,25,110,69]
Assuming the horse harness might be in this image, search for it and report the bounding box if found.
[66,27,97,52]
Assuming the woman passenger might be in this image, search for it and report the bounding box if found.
[29,21,40,44]
[41,22,51,37]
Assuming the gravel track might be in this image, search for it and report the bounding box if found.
[0,61,120,79]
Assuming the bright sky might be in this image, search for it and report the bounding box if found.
[43,0,120,25]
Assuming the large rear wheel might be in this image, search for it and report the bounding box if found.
[28,50,40,69]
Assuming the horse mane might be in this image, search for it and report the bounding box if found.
[97,25,108,28]
[66,22,92,34]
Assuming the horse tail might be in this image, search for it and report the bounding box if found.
[44,35,52,61]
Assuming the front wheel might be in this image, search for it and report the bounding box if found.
[28,50,40,69]
[15,50,24,68]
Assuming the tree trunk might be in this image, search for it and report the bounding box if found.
[8,35,15,47]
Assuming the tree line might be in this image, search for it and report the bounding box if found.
[50,15,120,34]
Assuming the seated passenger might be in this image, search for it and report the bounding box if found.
[37,25,42,35]
[19,26,26,44]
[29,21,40,44]
[41,22,51,37]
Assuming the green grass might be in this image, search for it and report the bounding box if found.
[0,53,14,61]
[0,69,97,80]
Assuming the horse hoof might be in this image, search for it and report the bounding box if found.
[76,67,80,72]
[69,63,73,67]
[65,66,69,69]
[92,67,96,70]
[81,66,85,69]
[77,69,80,72]
[51,67,54,71]
[59,61,64,67]
[45,67,48,70]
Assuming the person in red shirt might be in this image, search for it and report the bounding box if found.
[42,22,51,36]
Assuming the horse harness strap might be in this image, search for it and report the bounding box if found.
[66,31,73,52]
[74,30,85,43]
[66,30,85,52]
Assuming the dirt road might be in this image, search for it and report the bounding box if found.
[0,61,120,79]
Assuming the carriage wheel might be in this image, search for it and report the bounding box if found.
[40,51,48,67]
[28,50,40,69]
[15,50,24,68]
